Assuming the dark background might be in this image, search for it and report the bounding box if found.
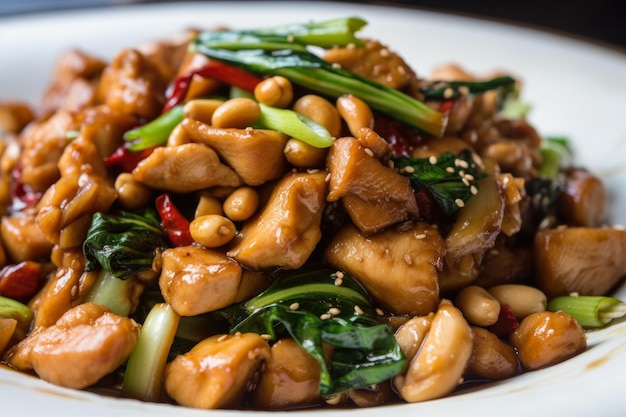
[1,0,625,50]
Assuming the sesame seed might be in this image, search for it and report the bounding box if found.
[335,271,344,279]
[354,305,365,315]
[403,165,415,173]
[403,253,412,265]
[446,166,455,173]
[334,278,343,286]
[375,308,385,316]
[347,42,356,49]
[465,174,475,181]
[384,248,391,256]
[414,233,426,240]
[364,147,375,157]
[457,159,469,169]
[459,86,470,95]
[70,285,78,298]
[470,185,478,195]
[397,65,407,75]
[462,177,470,186]
[429,155,438,165]
[443,88,454,99]
[354,255,363,262]
[289,302,300,310]
[455,198,465,207]
[261,334,272,340]
[329,307,341,316]
[332,62,342,69]
[234,331,242,337]
[217,334,228,342]
[379,48,390,57]
[458,170,466,177]
[325,172,332,182]
[307,168,320,174]
[320,313,332,320]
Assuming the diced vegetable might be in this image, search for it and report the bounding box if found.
[123,105,184,151]
[547,295,626,329]
[258,103,333,148]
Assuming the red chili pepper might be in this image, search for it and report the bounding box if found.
[162,61,263,114]
[9,166,41,212]
[104,145,156,172]
[373,114,424,157]
[488,304,520,338]
[0,261,41,301]
[155,193,194,247]
[439,99,456,114]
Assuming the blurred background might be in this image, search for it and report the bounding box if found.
[0,0,624,50]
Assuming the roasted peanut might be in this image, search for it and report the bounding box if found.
[292,94,342,137]
[467,326,518,380]
[283,138,328,168]
[488,284,547,320]
[254,76,293,108]
[183,98,223,125]
[189,215,236,248]
[510,311,586,370]
[455,285,501,327]
[223,186,259,222]
[336,94,374,137]
[114,173,153,211]
[211,97,261,128]
[394,300,473,402]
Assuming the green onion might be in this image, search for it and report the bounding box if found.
[122,303,180,401]
[123,105,184,151]
[539,137,572,179]
[547,295,626,329]
[258,103,333,148]
[83,270,137,317]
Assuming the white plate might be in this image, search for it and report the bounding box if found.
[1,2,625,416]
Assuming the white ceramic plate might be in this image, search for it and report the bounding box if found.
[1,2,625,416]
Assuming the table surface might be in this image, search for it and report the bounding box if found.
[0,0,624,51]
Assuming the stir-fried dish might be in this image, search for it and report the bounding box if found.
[1,17,625,410]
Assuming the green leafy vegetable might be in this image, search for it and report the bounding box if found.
[218,267,406,396]
[548,295,626,329]
[539,136,572,179]
[421,75,517,102]
[83,208,167,280]
[393,149,485,215]
[192,19,447,137]
[84,270,138,316]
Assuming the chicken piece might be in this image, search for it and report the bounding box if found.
[159,245,248,316]
[326,136,419,235]
[252,338,323,410]
[325,222,443,316]
[98,48,168,119]
[135,29,195,85]
[39,49,106,116]
[5,302,139,389]
[0,101,34,134]
[36,170,117,247]
[132,142,242,193]
[19,110,77,192]
[0,318,19,357]
[1,212,54,263]
[227,171,327,270]
[28,249,98,327]
[74,105,138,159]
[534,227,626,298]
[558,167,608,227]
[182,119,289,186]
[164,333,271,409]
[324,39,417,91]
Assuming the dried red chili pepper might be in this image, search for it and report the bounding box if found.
[488,304,520,338]
[104,145,156,172]
[155,193,194,247]
[0,261,41,301]
[162,61,263,113]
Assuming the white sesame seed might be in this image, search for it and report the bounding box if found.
[462,177,470,186]
[397,65,407,75]
[320,313,332,320]
[289,302,300,310]
[379,48,390,57]
[334,278,343,286]
[335,271,344,279]
[70,285,79,298]
[465,174,475,181]
[347,42,356,49]
[261,334,273,340]
[329,307,341,316]
[217,334,228,342]
[364,147,375,157]
[375,308,385,316]
[414,233,426,240]
[443,88,454,99]
[457,159,469,169]
[429,155,438,165]
[470,185,478,195]
[325,172,332,182]
[354,305,365,315]
[404,165,415,173]
[332,62,342,69]
[446,166,455,173]
[455,198,465,207]
[459,86,470,95]
[403,253,412,265]
[307,168,320,174]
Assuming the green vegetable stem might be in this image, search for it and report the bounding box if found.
[548,295,626,329]
[192,18,447,137]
